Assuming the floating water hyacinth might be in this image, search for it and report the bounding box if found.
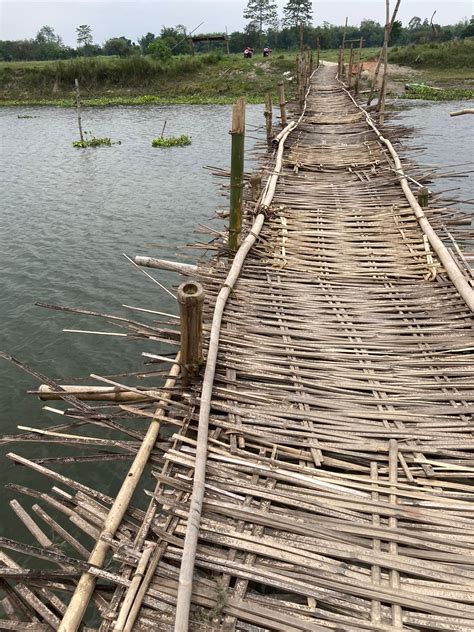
[151,134,192,148]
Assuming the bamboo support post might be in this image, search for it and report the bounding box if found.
[354,37,363,96]
[74,78,84,143]
[417,186,429,208]
[277,82,287,126]
[264,93,273,147]
[229,97,245,252]
[177,281,205,385]
[56,357,182,632]
[316,37,320,68]
[250,172,262,202]
[367,0,402,106]
[378,0,391,124]
[347,45,354,90]
[337,47,343,78]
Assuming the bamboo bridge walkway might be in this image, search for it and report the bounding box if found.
[1,65,474,632]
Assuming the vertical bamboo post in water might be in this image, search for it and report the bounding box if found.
[277,82,287,126]
[355,36,363,96]
[229,97,245,252]
[417,186,429,208]
[264,93,273,147]
[74,78,84,143]
[178,281,204,386]
[250,173,262,202]
[347,44,354,90]
[378,0,390,124]
[316,36,320,68]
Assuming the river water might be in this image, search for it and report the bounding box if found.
[0,99,472,541]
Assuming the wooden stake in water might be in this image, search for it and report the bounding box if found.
[264,93,273,147]
[177,281,205,386]
[417,186,429,208]
[74,78,84,143]
[378,0,391,124]
[229,97,245,252]
[277,82,287,126]
[160,120,167,138]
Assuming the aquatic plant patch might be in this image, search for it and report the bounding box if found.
[72,136,119,148]
[400,85,474,101]
[152,134,192,148]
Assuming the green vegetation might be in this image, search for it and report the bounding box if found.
[72,135,119,148]
[0,53,296,105]
[400,85,474,101]
[152,134,192,147]
[389,38,474,69]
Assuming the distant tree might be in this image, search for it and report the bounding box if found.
[389,20,403,44]
[159,25,189,55]
[103,36,133,57]
[138,32,155,54]
[35,25,61,44]
[243,0,279,35]
[148,39,172,61]
[461,16,474,38]
[76,25,93,47]
[359,19,384,47]
[282,0,313,29]
[408,16,422,31]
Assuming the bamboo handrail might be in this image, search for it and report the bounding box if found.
[341,81,474,312]
[173,62,318,632]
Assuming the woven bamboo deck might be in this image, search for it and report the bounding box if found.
[1,65,473,631]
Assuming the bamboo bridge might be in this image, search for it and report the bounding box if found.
[1,63,474,632]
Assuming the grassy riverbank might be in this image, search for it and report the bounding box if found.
[0,52,297,106]
[1,42,473,107]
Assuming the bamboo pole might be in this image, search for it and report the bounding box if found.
[367,0,401,106]
[337,47,343,78]
[37,385,151,402]
[316,37,320,68]
[177,281,204,386]
[354,37,363,96]
[57,356,181,632]
[229,97,245,253]
[347,45,354,90]
[277,82,287,126]
[378,0,390,124]
[74,78,84,143]
[450,108,474,116]
[264,93,273,147]
[134,256,197,275]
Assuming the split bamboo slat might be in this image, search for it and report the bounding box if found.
[1,63,473,632]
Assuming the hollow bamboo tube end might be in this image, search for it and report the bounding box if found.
[177,281,205,385]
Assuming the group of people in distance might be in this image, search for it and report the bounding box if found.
[243,46,272,58]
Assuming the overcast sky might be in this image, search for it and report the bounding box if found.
[1,1,472,46]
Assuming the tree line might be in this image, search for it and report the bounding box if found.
[1,9,473,62]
